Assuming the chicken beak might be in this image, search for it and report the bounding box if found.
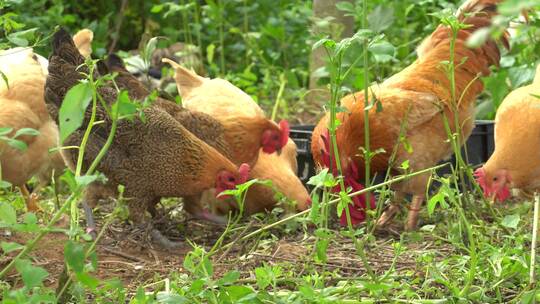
[276,148,282,156]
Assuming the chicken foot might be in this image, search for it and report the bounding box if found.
[405,195,424,231]
[376,192,405,227]
[129,197,185,251]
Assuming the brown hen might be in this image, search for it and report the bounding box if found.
[45,28,249,249]
[311,0,509,230]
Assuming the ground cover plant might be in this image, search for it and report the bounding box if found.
[2,0,540,303]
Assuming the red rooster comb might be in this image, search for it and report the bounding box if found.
[279,120,290,148]
[238,163,250,183]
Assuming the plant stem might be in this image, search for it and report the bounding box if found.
[56,213,116,299]
[531,192,539,285]
[218,0,226,74]
[270,73,287,121]
[362,0,371,204]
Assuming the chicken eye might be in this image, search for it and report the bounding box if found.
[493,177,498,182]
[228,176,235,182]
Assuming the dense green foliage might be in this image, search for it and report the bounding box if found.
[2,0,539,120]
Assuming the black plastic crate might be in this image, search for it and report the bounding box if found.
[290,120,495,185]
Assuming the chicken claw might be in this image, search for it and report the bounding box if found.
[376,204,401,227]
[150,228,184,250]
[20,185,42,212]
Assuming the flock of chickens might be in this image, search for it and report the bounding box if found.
[0,0,539,249]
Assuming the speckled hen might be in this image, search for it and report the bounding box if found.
[44,28,249,249]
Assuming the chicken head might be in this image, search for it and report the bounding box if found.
[475,167,511,202]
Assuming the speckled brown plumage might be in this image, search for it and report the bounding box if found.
[45,28,243,229]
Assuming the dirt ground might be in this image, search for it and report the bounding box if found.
[0,202,456,295]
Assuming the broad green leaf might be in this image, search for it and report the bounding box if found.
[427,192,444,216]
[509,65,535,89]
[7,28,37,47]
[1,241,23,253]
[76,272,99,289]
[18,212,39,233]
[482,70,509,109]
[0,127,13,136]
[309,192,320,223]
[15,259,49,289]
[112,90,138,119]
[312,38,335,51]
[368,5,395,33]
[188,278,205,293]
[0,202,17,225]
[0,180,12,189]
[335,1,355,13]
[75,175,100,187]
[150,4,164,13]
[501,214,520,229]
[143,37,159,66]
[315,237,329,263]
[225,285,255,302]
[13,127,39,138]
[217,270,240,286]
[498,0,540,16]
[254,267,271,289]
[6,138,27,151]
[64,240,86,273]
[368,40,395,63]
[59,82,93,143]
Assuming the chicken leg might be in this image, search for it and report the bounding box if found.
[405,195,424,231]
[82,200,97,239]
[129,196,185,250]
[19,185,41,212]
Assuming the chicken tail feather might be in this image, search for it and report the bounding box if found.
[417,0,508,70]
[45,27,86,115]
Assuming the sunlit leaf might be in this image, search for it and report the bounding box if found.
[501,214,520,229]
[64,240,86,273]
[1,241,23,253]
[13,127,39,138]
[368,5,395,33]
[0,202,17,225]
[15,259,48,289]
[59,82,93,143]
[6,138,27,151]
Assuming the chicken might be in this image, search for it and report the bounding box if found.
[163,60,310,221]
[475,64,540,202]
[0,29,94,211]
[44,28,250,249]
[311,0,509,230]
[87,53,234,223]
